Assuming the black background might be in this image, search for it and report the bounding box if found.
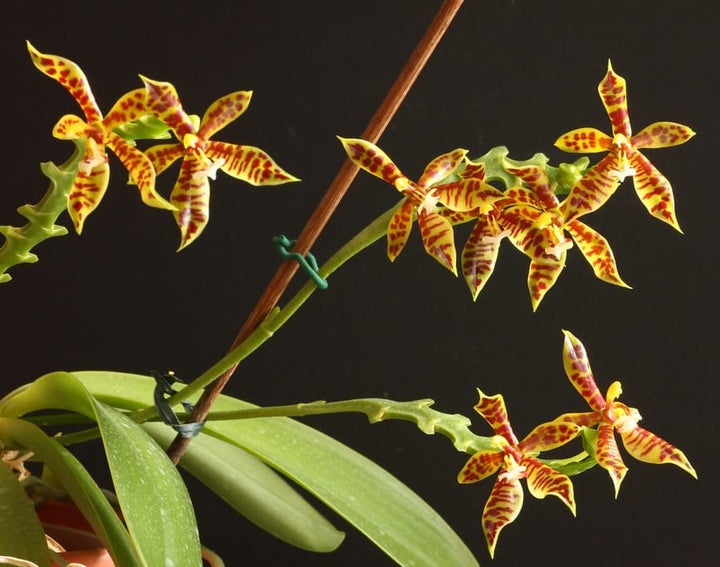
[3,1,718,565]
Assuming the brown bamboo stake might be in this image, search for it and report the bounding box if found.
[167,0,465,464]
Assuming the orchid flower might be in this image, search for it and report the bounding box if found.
[339,138,501,274]
[142,78,299,249]
[555,330,697,496]
[498,165,629,310]
[458,390,580,557]
[27,42,174,233]
[555,61,694,231]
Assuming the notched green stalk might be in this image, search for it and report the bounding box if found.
[0,140,82,282]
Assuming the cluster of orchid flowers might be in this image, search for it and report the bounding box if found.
[341,61,694,309]
[457,330,696,557]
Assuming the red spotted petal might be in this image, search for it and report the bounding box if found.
[527,249,565,311]
[417,149,467,189]
[562,330,606,412]
[631,121,695,149]
[599,61,632,138]
[387,198,414,261]
[520,455,576,514]
[462,216,503,300]
[68,157,110,234]
[170,156,211,249]
[459,162,487,180]
[417,212,457,275]
[619,425,697,478]
[141,76,196,139]
[434,178,505,214]
[482,477,523,558]
[628,150,681,231]
[457,450,504,484]
[338,137,405,186]
[505,165,559,211]
[205,141,299,186]
[52,114,96,141]
[519,421,581,453]
[565,219,630,287]
[555,127,613,153]
[103,88,149,131]
[474,391,519,446]
[27,41,102,125]
[502,186,544,209]
[595,422,628,497]
[554,411,602,428]
[559,152,622,224]
[198,91,252,140]
[145,143,185,176]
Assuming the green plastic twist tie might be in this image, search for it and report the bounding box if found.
[273,235,328,289]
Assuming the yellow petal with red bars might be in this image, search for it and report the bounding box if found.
[140,76,196,139]
[505,165,560,211]
[599,61,632,138]
[387,198,414,261]
[68,160,110,234]
[482,476,523,559]
[619,425,697,478]
[27,41,102,125]
[462,216,503,301]
[106,132,174,211]
[417,212,457,275]
[631,121,695,149]
[565,219,630,287]
[146,143,185,176]
[459,162,487,181]
[434,178,505,214]
[170,156,211,249]
[519,421,582,453]
[561,330,607,413]
[555,127,613,154]
[198,91,253,140]
[205,141,299,186]
[559,152,622,224]
[417,149,467,189]
[103,88,149,131]
[51,114,95,141]
[457,450,504,484]
[595,422,628,497]
[520,455,576,514]
[628,150,681,232]
[473,391,519,446]
[502,185,544,209]
[527,250,565,311]
[338,137,405,186]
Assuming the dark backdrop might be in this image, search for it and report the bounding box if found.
[3,1,717,565]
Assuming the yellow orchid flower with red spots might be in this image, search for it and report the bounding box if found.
[27,42,174,233]
[339,138,501,274]
[458,390,580,558]
[555,61,694,231]
[498,165,629,310]
[142,78,299,249]
[554,330,697,496]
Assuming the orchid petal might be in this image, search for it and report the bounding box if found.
[473,391,519,446]
[170,157,211,249]
[619,425,697,478]
[198,91,253,140]
[599,60,632,138]
[417,149,467,188]
[555,411,602,428]
[103,88,149,131]
[457,450,504,484]
[387,199,414,262]
[205,141,299,186]
[566,219,630,287]
[434,178,505,214]
[554,127,613,153]
[141,76,196,138]
[519,421,581,453]
[68,160,110,234]
[417,212,457,275]
[631,121,695,149]
[628,150,681,231]
[505,165,560,211]
[482,476,523,559]
[595,422,628,497]
[459,162,487,180]
[51,114,95,140]
[527,249,565,311]
[502,186,544,209]
[562,330,607,412]
[145,143,186,176]
[559,152,622,223]
[26,41,102,124]
[338,137,405,186]
[461,216,503,300]
[521,455,576,514]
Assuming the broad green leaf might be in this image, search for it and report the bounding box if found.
[0,372,201,567]
[145,424,345,552]
[75,371,480,567]
[0,456,49,566]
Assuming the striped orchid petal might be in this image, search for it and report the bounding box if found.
[504,165,560,211]
[596,422,628,497]
[141,76,196,139]
[482,467,524,559]
[67,151,110,233]
[434,178,505,213]
[206,142,298,186]
[461,215,504,300]
[145,143,186,176]
[521,454,576,513]
[457,449,504,484]
[417,148,467,188]
[527,250,565,311]
[338,137,405,186]
[474,391,519,446]
[170,156,212,249]
[562,330,606,412]
[519,421,582,453]
[628,150,681,231]
[418,212,457,275]
[619,424,697,478]
[387,199,414,262]
[555,127,613,153]
[565,219,630,287]
[199,91,253,140]
[598,61,632,138]
[631,121,695,150]
[559,152,622,223]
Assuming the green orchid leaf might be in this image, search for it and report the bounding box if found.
[0,417,139,565]
[74,371,480,567]
[0,372,201,567]
[0,455,50,566]
[145,424,345,552]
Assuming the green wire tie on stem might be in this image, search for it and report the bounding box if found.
[273,234,328,289]
[152,371,205,438]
